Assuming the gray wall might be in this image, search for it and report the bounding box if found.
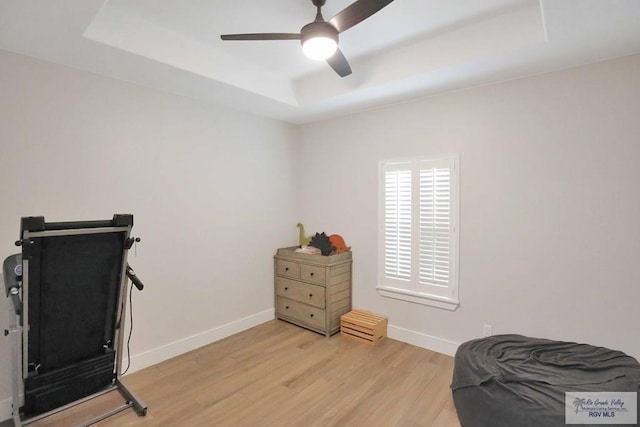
[0,50,298,418]
[296,54,640,359]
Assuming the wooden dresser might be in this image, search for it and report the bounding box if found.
[274,247,352,336]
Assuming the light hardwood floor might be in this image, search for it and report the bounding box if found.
[16,320,461,427]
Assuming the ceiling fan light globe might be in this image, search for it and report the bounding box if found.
[302,37,338,60]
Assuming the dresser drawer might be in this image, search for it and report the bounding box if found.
[276,297,325,330]
[276,260,299,279]
[300,264,326,284]
[275,278,325,308]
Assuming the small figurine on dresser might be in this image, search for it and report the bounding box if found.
[294,223,351,256]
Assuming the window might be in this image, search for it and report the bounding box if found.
[378,154,459,310]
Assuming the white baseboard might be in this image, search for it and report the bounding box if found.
[0,309,275,422]
[125,308,275,374]
[387,324,460,357]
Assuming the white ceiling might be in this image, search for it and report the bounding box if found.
[1,0,640,124]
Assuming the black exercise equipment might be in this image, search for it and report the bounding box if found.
[3,215,147,426]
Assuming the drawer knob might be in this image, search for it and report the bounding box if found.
[310,272,314,277]
[285,306,289,310]
[285,267,289,271]
[284,287,288,291]
[309,293,313,298]
[310,314,314,318]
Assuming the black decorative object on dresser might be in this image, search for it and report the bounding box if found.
[274,247,352,336]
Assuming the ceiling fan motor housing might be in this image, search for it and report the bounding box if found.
[300,21,339,47]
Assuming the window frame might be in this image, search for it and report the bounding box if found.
[377,153,460,311]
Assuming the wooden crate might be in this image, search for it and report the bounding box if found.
[340,310,387,345]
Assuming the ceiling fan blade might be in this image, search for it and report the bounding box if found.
[220,33,301,41]
[326,48,352,77]
[329,0,394,33]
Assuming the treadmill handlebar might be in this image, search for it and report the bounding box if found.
[126,265,144,291]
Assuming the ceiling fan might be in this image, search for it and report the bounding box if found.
[220,0,394,77]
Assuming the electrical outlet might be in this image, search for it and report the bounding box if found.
[483,324,493,337]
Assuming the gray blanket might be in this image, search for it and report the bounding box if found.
[451,334,640,427]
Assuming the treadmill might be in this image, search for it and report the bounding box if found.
[3,215,147,426]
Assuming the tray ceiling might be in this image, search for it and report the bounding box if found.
[1,0,639,123]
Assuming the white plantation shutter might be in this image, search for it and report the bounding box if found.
[384,164,412,280]
[379,155,459,309]
[419,159,453,288]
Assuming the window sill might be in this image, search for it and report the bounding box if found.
[376,286,459,311]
